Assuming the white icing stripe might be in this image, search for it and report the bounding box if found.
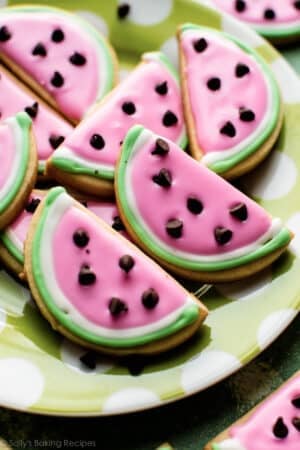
[52,145,115,174]
[254,20,300,32]
[5,228,23,253]
[181,29,275,166]
[38,192,197,339]
[125,129,282,263]
[213,438,246,450]
[0,117,24,205]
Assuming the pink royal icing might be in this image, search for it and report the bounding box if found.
[52,53,185,172]
[0,8,111,121]
[213,1,300,27]
[230,374,300,450]
[180,27,269,154]
[53,204,189,329]
[6,193,129,256]
[0,68,72,165]
[129,130,271,255]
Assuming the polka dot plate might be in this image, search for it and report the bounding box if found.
[1,0,299,416]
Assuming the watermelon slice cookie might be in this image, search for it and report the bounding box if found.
[24,187,206,355]
[0,65,73,174]
[0,112,37,230]
[0,5,118,123]
[46,52,186,197]
[205,371,300,449]
[0,191,130,278]
[212,0,300,43]
[178,24,282,179]
[115,126,291,283]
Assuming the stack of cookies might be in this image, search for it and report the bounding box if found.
[0,5,292,356]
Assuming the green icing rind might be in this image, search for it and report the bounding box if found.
[1,5,115,101]
[0,112,31,214]
[117,125,291,272]
[180,24,281,174]
[31,187,199,348]
[0,232,24,265]
[51,51,187,180]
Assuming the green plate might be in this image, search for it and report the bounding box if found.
[0,0,299,416]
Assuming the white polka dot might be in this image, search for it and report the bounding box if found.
[271,58,300,103]
[119,68,131,82]
[60,339,114,374]
[257,309,297,350]
[0,358,44,408]
[181,350,242,394]
[286,213,300,257]
[76,11,109,37]
[160,37,179,70]
[221,13,264,48]
[217,268,272,302]
[119,0,173,26]
[242,151,298,200]
[103,388,160,413]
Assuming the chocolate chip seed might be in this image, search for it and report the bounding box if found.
[122,102,136,115]
[0,26,11,42]
[49,134,65,150]
[214,227,233,245]
[80,351,97,370]
[193,38,208,53]
[292,417,300,431]
[90,134,105,150]
[73,229,90,248]
[112,216,126,232]
[235,63,250,78]
[187,197,203,215]
[32,42,47,57]
[294,1,300,10]
[220,121,236,138]
[155,81,168,95]
[235,0,246,12]
[25,198,41,214]
[229,203,248,221]
[166,219,183,239]
[119,255,135,273]
[292,396,300,408]
[273,417,289,439]
[152,168,172,188]
[239,108,255,122]
[24,102,39,119]
[109,297,128,316]
[117,3,130,19]
[264,9,276,20]
[142,288,159,309]
[51,71,64,88]
[78,265,96,286]
[69,52,87,66]
[207,77,221,91]
[151,138,170,156]
[163,111,178,127]
[51,28,64,43]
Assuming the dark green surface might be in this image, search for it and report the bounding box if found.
[0,314,298,450]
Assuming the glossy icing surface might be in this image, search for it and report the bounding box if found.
[0,68,72,169]
[30,188,200,347]
[0,112,31,213]
[0,6,115,121]
[227,374,300,450]
[116,126,290,271]
[181,27,271,155]
[86,200,130,240]
[50,52,186,180]
[214,1,300,28]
